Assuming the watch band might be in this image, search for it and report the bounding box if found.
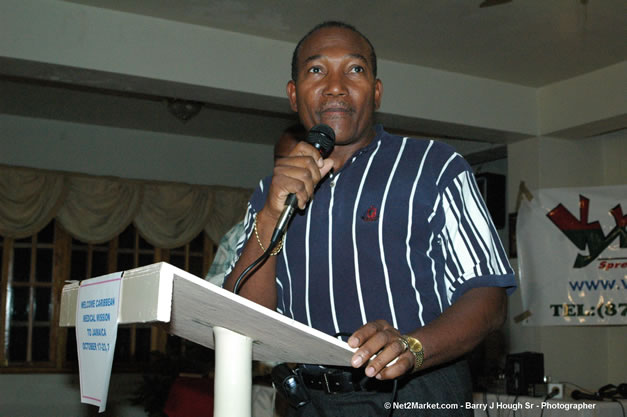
[400,335,424,372]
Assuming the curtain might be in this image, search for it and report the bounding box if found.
[0,165,251,247]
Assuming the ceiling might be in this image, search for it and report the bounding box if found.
[2,0,626,161]
[63,0,627,87]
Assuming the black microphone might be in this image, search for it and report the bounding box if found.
[571,390,601,401]
[270,124,335,245]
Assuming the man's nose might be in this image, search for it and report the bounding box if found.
[323,72,347,96]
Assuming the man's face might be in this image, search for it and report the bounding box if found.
[287,27,382,147]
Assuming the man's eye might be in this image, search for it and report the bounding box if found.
[308,67,322,74]
[350,66,365,73]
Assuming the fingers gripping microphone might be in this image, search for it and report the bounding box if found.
[270,124,335,246]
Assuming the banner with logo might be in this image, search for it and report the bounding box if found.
[516,184,627,326]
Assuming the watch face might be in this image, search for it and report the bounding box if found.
[406,337,422,352]
[403,336,424,371]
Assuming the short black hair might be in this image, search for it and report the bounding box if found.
[291,21,377,81]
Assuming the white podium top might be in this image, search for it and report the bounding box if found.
[60,262,355,366]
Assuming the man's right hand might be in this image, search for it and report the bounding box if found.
[224,141,333,308]
[263,141,334,221]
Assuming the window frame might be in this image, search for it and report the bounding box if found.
[0,220,215,373]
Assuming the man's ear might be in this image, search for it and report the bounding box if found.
[286,80,298,113]
[374,79,383,110]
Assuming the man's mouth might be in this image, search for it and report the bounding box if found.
[322,108,351,113]
[319,103,353,115]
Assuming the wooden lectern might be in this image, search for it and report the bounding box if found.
[59,262,354,417]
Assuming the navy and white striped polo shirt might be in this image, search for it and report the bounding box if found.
[237,125,515,337]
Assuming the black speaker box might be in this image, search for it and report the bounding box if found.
[505,352,544,396]
[475,173,506,229]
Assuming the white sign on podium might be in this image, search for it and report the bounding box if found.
[75,272,123,413]
[60,262,355,417]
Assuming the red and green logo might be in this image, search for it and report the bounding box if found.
[547,195,627,268]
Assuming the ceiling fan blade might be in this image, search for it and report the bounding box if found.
[479,0,513,7]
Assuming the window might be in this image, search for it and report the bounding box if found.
[1,221,55,368]
[1,220,215,372]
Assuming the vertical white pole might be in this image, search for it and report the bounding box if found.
[213,326,253,417]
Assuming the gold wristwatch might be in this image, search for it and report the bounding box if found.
[399,335,424,372]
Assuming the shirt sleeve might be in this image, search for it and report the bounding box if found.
[439,163,516,302]
[227,177,271,272]
[205,220,246,286]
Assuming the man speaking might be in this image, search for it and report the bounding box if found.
[225,21,515,416]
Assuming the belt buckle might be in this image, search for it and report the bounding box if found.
[323,371,348,394]
[323,372,336,394]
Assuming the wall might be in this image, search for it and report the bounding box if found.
[0,114,497,189]
[506,129,627,390]
[537,61,627,137]
[1,114,275,189]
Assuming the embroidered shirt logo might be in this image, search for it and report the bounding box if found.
[362,205,379,222]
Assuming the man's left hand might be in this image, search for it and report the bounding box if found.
[348,319,415,380]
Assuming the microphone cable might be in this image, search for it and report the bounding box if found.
[540,388,561,417]
[232,228,281,295]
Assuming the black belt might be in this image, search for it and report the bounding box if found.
[297,366,365,394]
